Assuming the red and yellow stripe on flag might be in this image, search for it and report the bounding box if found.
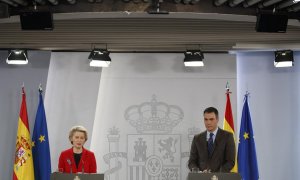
[13,87,35,180]
[223,87,238,173]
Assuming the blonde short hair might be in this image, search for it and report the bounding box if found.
[68,125,88,144]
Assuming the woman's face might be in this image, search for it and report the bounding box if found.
[71,131,86,149]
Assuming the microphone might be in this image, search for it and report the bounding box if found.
[81,160,85,174]
[67,159,73,174]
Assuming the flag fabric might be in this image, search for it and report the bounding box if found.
[13,87,35,180]
[238,93,259,180]
[223,85,238,172]
[32,88,51,180]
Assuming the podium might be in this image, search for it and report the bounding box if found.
[187,172,241,180]
[51,172,104,180]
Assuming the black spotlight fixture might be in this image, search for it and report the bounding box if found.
[147,0,169,14]
[88,49,111,67]
[255,13,288,33]
[20,11,53,30]
[6,50,28,65]
[274,50,294,67]
[184,50,204,67]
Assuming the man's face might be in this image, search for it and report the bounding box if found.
[204,112,218,132]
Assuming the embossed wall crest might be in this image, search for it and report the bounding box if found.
[103,95,200,180]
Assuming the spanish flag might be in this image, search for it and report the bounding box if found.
[13,87,35,180]
[223,84,238,172]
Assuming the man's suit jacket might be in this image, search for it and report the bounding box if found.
[58,147,97,173]
[188,128,235,172]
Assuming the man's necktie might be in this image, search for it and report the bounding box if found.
[208,132,214,158]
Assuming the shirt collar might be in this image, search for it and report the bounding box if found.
[206,127,219,139]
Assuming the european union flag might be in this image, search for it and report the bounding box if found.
[32,88,51,180]
[238,93,259,180]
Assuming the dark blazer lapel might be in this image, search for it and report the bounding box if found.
[211,128,223,158]
[79,148,87,169]
[67,148,77,172]
[199,131,208,160]
[202,132,208,160]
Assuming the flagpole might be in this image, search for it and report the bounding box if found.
[223,82,237,172]
[13,86,35,180]
[39,83,43,93]
[32,85,51,180]
[238,91,259,180]
[244,91,250,101]
[226,82,229,92]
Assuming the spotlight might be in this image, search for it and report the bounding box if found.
[147,0,169,14]
[184,50,204,67]
[6,50,28,65]
[88,49,111,67]
[274,50,293,67]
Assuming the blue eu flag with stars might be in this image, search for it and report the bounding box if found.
[238,93,259,180]
[32,88,51,180]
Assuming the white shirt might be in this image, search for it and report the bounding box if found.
[206,128,218,143]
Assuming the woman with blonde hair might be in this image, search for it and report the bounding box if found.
[58,126,97,173]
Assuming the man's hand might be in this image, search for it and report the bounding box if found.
[202,169,211,173]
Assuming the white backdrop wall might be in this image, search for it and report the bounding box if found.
[4,51,300,179]
[44,52,102,172]
[90,53,237,180]
[0,51,51,180]
[0,52,237,179]
[237,52,300,180]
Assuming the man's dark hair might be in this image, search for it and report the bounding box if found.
[203,107,219,119]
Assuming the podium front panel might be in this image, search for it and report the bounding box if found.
[187,172,241,180]
[51,172,104,180]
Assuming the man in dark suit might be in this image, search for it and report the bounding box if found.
[188,107,235,172]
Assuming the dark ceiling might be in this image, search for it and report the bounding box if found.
[0,0,299,52]
[1,0,300,18]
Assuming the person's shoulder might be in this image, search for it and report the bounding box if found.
[218,128,234,137]
[60,148,73,156]
[194,131,206,139]
[83,148,95,155]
